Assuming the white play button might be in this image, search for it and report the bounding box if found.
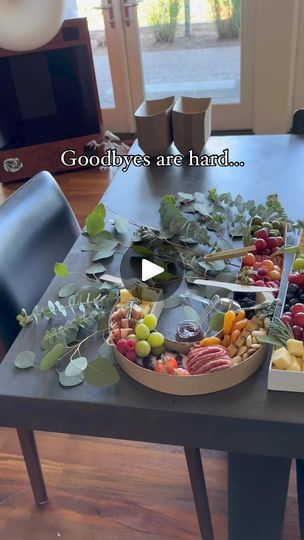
[141,259,165,282]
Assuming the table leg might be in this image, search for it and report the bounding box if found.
[17,428,48,506]
[228,453,291,540]
[184,447,214,540]
[296,459,304,539]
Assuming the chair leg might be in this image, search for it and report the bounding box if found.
[17,428,48,506]
[297,460,304,540]
[184,447,214,540]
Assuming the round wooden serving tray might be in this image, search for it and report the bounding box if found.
[111,341,266,396]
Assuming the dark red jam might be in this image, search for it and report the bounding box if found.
[176,321,203,342]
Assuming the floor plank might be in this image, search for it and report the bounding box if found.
[0,167,301,539]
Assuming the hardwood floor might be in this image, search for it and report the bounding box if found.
[0,168,301,539]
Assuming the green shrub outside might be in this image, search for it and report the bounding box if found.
[147,0,182,42]
[209,0,241,39]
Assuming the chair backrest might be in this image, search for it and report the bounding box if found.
[0,171,81,352]
[291,109,304,134]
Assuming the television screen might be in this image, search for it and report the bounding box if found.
[0,45,100,150]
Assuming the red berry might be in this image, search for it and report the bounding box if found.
[276,236,284,247]
[126,339,137,350]
[281,314,293,325]
[116,339,127,354]
[155,361,166,373]
[164,358,179,374]
[291,303,304,316]
[257,267,268,277]
[292,325,304,340]
[293,312,304,327]
[125,348,137,362]
[255,228,269,241]
[255,280,266,286]
[267,237,278,250]
[254,238,267,253]
[288,273,301,284]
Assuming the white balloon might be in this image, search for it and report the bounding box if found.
[0,0,67,52]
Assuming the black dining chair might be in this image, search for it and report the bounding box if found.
[0,170,80,505]
[0,172,214,539]
[291,109,304,134]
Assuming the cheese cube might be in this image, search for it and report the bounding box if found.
[287,339,304,357]
[290,355,302,372]
[139,303,151,316]
[228,343,238,357]
[236,336,246,348]
[272,347,292,370]
[120,289,134,304]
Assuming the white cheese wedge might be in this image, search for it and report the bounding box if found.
[272,347,292,370]
[287,339,304,357]
[290,355,302,372]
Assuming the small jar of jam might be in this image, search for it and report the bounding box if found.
[176,320,203,343]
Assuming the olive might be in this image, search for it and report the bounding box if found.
[269,229,279,237]
[284,304,291,312]
[262,221,272,230]
[271,220,281,230]
[289,298,299,307]
[251,224,261,234]
[252,215,263,226]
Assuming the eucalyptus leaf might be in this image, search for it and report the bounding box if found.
[114,215,129,234]
[40,343,66,371]
[199,259,226,273]
[58,282,78,298]
[98,341,115,363]
[77,286,102,302]
[92,231,115,243]
[163,295,182,309]
[132,245,153,257]
[54,262,69,277]
[59,372,84,387]
[177,192,195,201]
[193,202,212,216]
[94,239,119,251]
[81,241,100,252]
[48,300,56,314]
[15,351,35,369]
[257,335,283,347]
[154,271,175,283]
[86,263,106,275]
[84,357,120,387]
[97,312,110,331]
[85,212,105,238]
[179,237,198,244]
[183,306,201,323]
[65,356,88,377]
[92,203,106,219]
[209,312,225,332]
[92,250,114,261]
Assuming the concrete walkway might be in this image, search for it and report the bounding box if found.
[93,45,240,108]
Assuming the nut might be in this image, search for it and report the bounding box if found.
[238,345,247,356]
[246,335,252,348]
[233,355,243,364]
[250,343,261,350]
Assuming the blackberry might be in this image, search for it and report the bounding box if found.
[176,353,184,367]
[288,284,299,295]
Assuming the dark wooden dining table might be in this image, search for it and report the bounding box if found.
[1,134,304,540]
